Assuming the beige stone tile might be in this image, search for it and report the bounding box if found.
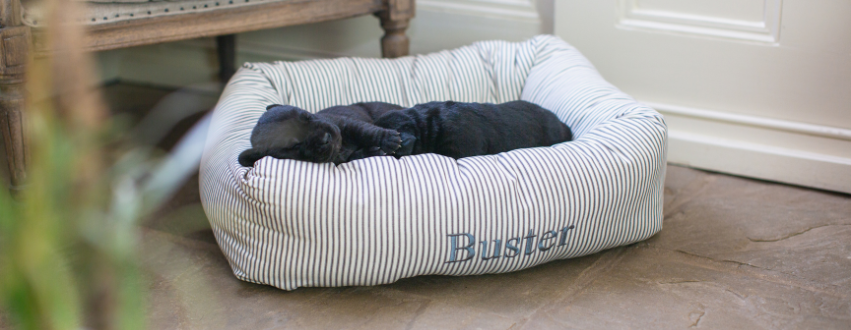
[386,253,604,320]
[141,227,325,329]
[521,246,851,330]
[656,166,851,288]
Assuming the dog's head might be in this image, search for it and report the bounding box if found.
[238,104,343,166]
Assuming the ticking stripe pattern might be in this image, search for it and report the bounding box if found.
[199,35,668,290]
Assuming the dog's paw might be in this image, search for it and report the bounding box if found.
[396,132,416,157]
[380,131,403,154]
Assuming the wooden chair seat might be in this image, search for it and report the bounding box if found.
[22,0,301,28]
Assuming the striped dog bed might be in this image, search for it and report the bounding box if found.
[200,35,667,290]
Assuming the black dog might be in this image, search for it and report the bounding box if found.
[238,102,404,166]
[373,100,572,159]
[239,100,572,166]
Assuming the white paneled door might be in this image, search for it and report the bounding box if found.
[555,0,851,194]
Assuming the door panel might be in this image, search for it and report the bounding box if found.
[555,0,851,193]
[635,0,766,22]
[618,0,781,43]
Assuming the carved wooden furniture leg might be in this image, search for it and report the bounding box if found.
[0,0,30,189]
[0,77,27,188]
[378,0,415,58]
[216,34,236,83]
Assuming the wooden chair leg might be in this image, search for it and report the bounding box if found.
[216,34,237,83]
[377,13,409,58]
[1,89,26,188]
[378,0,415,58]
[0,24,31,189]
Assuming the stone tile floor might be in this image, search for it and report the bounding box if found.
[3,83,850,329]
[141,165,851,330]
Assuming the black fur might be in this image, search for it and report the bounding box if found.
[238,102,404,166]
[373,100,573,159]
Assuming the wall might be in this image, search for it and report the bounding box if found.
[96,0,553,88]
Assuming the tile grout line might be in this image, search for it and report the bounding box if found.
[640,244,851,299]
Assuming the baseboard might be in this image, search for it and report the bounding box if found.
[648,101,851,194]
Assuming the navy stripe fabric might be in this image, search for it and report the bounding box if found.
[199,35,668,290]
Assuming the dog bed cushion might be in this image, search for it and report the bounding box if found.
[200,35,667,290]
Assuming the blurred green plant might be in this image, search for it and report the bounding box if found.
[0,0,207,328]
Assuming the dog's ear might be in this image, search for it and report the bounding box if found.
[238,148,266,167]
[266,104,282,110]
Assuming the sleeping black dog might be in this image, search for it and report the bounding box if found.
[375,100,572,159]
[238,102,404,166]
[239,100,572,166]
